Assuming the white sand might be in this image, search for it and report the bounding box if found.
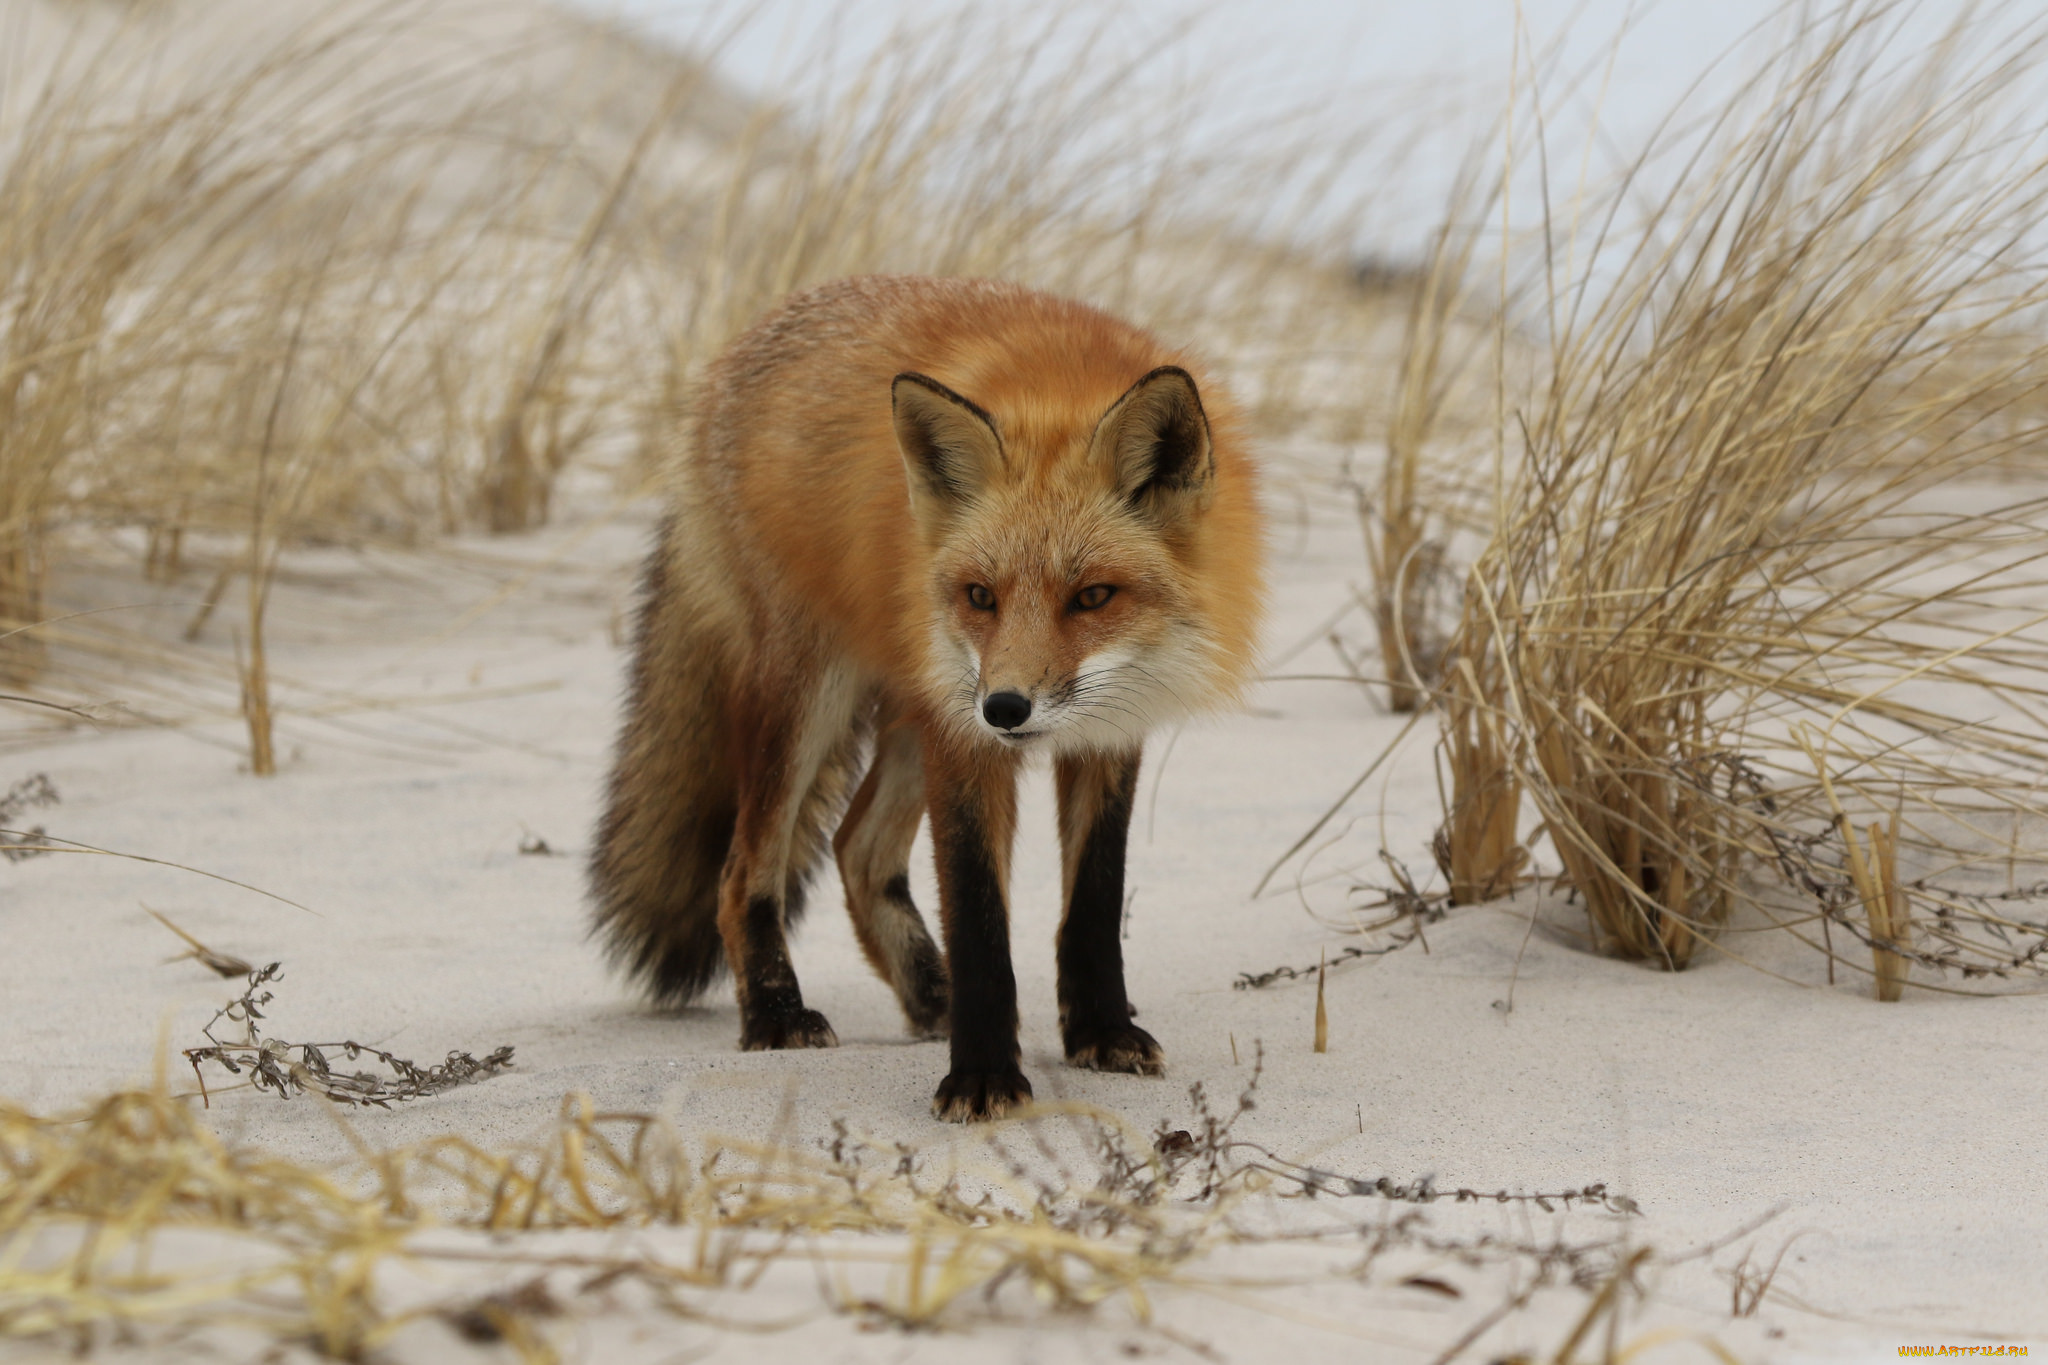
[1,3,2042,1355]
[4,479,2044,1363]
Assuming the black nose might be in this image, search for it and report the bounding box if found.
[982,691,1032,730]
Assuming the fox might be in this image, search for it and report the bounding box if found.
[589,274,1265,1121]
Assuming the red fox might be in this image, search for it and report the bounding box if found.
[590,275,1264,1121]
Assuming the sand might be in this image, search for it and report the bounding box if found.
[3,471,2044,1363]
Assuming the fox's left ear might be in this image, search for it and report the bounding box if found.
[1089,366,1214,525]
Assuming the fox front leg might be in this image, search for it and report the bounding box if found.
[925,743,1031,1121]
[1055,749,1162,1075]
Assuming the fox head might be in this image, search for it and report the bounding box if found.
[893,366,1236,754]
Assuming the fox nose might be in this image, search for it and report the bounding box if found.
[982,691,1032,730]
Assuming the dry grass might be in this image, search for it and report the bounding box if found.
[1362,159,1508,715]
[1428,1,2048,985]
[0,1049,1654,1359]
[651,5,1407,456]
[0,0,1409,775]
[1363,243,1459,714]
[0,1,709,687]
[0,1080,1218,1353]
[1435,651,1528,907]
[0,948,1654,1357]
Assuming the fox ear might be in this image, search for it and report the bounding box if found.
[893,373,1005,527]
[1089,366,1213,524]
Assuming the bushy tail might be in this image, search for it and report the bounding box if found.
[588,536,739,1007]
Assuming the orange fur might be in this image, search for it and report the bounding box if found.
[589,275,1266,1119]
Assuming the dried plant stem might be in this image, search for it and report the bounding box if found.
[1366,180,1489,712]
[182,565,233,644]
[238,625,275,779]
[142,516,184,583]
[1313,951,1329,1053]
[1862,820,1911,1003]
[239,331,295,779]
[0,541,44,686]
[1368,494,1430,713]
[1435,653,1525,906]
[1805,730,1912,1000]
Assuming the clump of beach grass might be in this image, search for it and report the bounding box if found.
[1433,0,2048,984]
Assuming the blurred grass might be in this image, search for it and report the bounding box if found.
[0,1060,1658,1358]
[0,1083,1207,1352]
[0,0,1414,734]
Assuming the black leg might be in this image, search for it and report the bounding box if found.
[1056,749,1161,1075]
[735,890,836,1050]
[927,750,1030,1121]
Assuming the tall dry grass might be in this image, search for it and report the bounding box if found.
[655,5,1403,451]
[1364,219,1467,715]
[1,0,1406,767]
[1433,1,2048,985]
[0,2,714,686]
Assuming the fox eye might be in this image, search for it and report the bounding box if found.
[965,583,996,611]
[1071,584,1117,611]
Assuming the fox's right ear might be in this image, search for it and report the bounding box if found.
[893,373,1005,531]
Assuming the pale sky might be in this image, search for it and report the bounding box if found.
[584,1,2000,250]
[608,1,1791,114]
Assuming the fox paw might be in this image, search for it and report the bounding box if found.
[931,1068,1032,1122]
[904,1009,949,1042]
[900,970,951,1041]
[740,1007,838,1051]
[1065,1022,1165,1076]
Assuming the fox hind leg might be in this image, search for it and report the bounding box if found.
[717,660,859,1051]
[834,715,949,1037]
[1055,749,1163,1076]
